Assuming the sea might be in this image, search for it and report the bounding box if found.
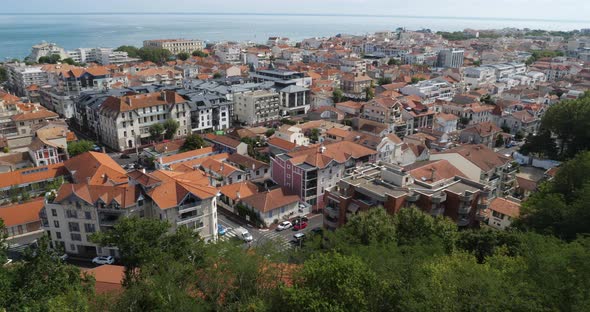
[1,13,589,60]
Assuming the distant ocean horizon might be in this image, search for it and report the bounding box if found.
[1,12,589,60]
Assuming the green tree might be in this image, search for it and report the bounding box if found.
[0,66,7,83]
[387,58,399,66]
[61,58,78,65]
[149,123,165,142]
[279,252,381,312]
[176,52,190,61]
[332,88,344,103]
[137,47,171,63]
[180,134,206,152]
[377,77,392,85]
[213,72,222,79]
[394,207,458,251]
[115,45,140,58]
[308,128,320,143]
[162,119,180,140]
[67,140,94,157]
[265,128,275,137]
[519,130,558,159]
[364,87,374,100]
[38,54,61,64]
[192,50,209,57]
[410,77,425,84]
[516,151,590,240]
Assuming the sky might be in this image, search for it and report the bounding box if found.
[3,0,590,21]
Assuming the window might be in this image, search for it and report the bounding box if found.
[84,223,96,233]
[51,209,57,217]
[85,211,92,220]
[68,222,80,232]
[70,244,76,252]
[66,210,77,218]
[56,232,62,239]
[492,210,504,219]
[70,233,82,241]
[53,220,60,228]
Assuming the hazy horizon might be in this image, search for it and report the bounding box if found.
[4,0,590,22]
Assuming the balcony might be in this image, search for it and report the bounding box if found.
[325,206,339,219]
[458,205,472,215]
[503,166,517,174]
[177,214,204,226]
[431,206,445,217]
[324,217,338,229]
[177,203,201,214]
[406,191,420,202]
[461,192,474,203]
[431,192,447,204]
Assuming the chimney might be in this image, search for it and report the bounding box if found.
[236,191,241,199]
[142,168,146,174]
[319,145,326,154]
[430,168,436,181]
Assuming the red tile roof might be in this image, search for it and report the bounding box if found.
[489,197,520,218]
[0,198,44,227]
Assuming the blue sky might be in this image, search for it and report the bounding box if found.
[3,0,590,21]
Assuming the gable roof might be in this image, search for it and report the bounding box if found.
[84,265,125,295]
[462,121,501,137]
[405,160,466,183]
[227,153,269,171]
[54,183,140,208]
[287,141,376,169]
[100,91,186,114]
[0,198,44,227]
[0,163,67,189]
[203,134,243,149]
[64,152,127,185]
[147,170,218,210]
[435,144,511,172]
[489,197,521,218]
[219,181,259,201]
[241,188,299,213]
[160,147,215,165]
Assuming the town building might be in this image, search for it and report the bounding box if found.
[0,198,45,241]
[233,90,281,126]
[143,39,204,54]
[486,197,521,230]
[438,48,464,68]
[271,141,377,209]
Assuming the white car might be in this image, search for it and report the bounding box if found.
[276,221,292,231]
[242,231,253,242]
[92,256,114,265]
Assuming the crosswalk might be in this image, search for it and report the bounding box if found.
[217,228,293,252]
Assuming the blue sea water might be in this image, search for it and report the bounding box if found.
[0,13,589,60]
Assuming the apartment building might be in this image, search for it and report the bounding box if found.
[341,74,372,100]
[0,198,45,243]
[250,69,312,88]
[6,63,50,96]
[233,90,281,126]
[464,67,496,87]
[128,169,219,241]
[430,144,516,198]
[27,42,68,62]
[179,92,232,132]
[400,78,455,102]
[271,141,377,209]
[340,57,367,75]
[143,39,204,54]
[67,48,138,65]
[279,85,311,117]
[323,161,490,229]
[214,43,242,64]
[97,91,190,151]
[437,48,464,68]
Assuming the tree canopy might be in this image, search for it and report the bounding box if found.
[180,134,206,152]
[162,119,180,140]
[176,52,190,61]
[67,140,95,157]
[148,123,165,142]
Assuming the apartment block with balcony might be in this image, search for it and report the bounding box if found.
[233,90,281,126]
[430,144,516,198]
[400,78,455,103]
[323,161,490,230]
[97,91,190,151]
[271,141,377,210]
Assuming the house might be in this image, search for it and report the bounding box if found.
[203,134,248,155]
[486,197,520,230]
[335,100,364,116]
[430,144,516,198]
[434,113,459,134]
[375,134,404,164]
[227,153,270,181]
[240,188,301,227]
[0,198,45,241]
[324,161,490,230]
[28,122,72,166]
[267,137,297,157]
[498,110,540,136]
[271,141,377,209]
[459,122,502,148]
[85,265,125,295]
[0,163,68,204]
[274,124,310,146]
[199,158,245,186]
[399,143,429,166]
[341,74,372,100]
[218,181,259,213]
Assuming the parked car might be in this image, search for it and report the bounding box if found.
[276,221,292,231]
[292,216,309,224]
[235,227,253,242]
[218,224,227,236]
[92,145,102,152]
[120,153,130,159]
[92,256,114,265]
[293,221,308,231]
[293,233,305,241]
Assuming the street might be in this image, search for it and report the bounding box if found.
[217,210,324,251]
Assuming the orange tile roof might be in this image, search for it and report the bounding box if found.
[0,198,44,227]
[169,153,228,171]
[200,158,241,177]
[435,144,510,172]
[268,137,297,151]
[11,109,59,122]
[147,170,218,210]
[0,163,67,189]
[84,265,125,295]
[241,188,299,213]
[55,183,140,208]
[64,152,127,185]
[219,181,259,201]
[160,147,214,164]
[406,160,466,183]
[489,197,520,218]
[100,91,186,113]
[287,141,376,169]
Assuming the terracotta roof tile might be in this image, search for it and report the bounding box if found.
[241,188,299,213]
[489,197,520,218]
[64,152,127,185]
[219,181,259,201]
[0,198,44,227]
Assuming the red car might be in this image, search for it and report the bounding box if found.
[293,221,308,231]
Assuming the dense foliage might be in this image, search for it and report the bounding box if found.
[180,134,207,152]
[114,45,171,63]
[67,140,95,157]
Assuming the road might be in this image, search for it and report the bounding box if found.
[217,210,324,251]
